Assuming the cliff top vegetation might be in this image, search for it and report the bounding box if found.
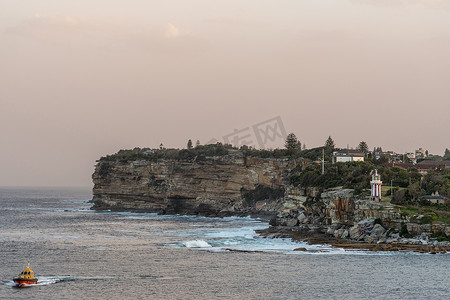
[98,143,449,211]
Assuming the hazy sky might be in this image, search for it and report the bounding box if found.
[1,0,449,186]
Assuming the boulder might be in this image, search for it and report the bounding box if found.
[370,224,386,239]
[297,212,308,224]
[386,238,398,244]
[341,230,349,239]
[390,233,400,239]
[357,218,375,231]
[294,247,307,251]
[285,218,298,227]
[326,227,335,236]
[377,237,387,244]
[349,225,363,240]
[408,239,421,245]
[335,228,345,238]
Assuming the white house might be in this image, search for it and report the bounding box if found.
[332,150,365,163]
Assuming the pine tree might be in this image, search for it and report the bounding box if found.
[444,148,450,159]
[187,139,193,149]
[325,136,335,148]
[357,141,369,153]
[285,133,301,154]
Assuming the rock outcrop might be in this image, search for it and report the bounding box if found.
[272,186,450,249]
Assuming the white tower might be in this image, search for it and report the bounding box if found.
[370,169,382,202]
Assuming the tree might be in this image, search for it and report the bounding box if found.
[325,136,335,148]
[187,139,193,149]
[444,148,450,159]
[357,141,369,153]
[196,140,200,148]
[285,133,301,155]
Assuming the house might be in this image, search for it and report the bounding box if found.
[402,152,417,164]
[332,150,365,163]
[415,148,426,159]
[386,161,444,176]
[416,160,450,170]
[420,192,448,205]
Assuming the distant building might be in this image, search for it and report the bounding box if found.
[404,152,417,164]
[332,150,365,163]
[142,148,156,154]
[416,160,450,170]
[405,152,415,159]
[420,192,448,205]
[387,160,450,175]
[415,148,426,159]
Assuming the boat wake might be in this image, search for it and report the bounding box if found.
[5,275,116,287]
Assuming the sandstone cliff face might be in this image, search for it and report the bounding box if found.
[92,150,295,217]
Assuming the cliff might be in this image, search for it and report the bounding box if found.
[92,150,298,217]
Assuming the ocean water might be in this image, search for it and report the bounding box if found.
[0,187,449,300]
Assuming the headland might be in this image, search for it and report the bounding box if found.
[91,144,450,253]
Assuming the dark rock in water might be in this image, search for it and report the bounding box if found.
[224,248,264,253]
[294,247,307,251]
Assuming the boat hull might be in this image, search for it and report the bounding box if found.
[13,278,38,287]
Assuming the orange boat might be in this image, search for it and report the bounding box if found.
[13,264,38,287]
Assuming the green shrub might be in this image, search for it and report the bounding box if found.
[386,228,395,237]
[431,232,449,242]
[399,223,412,238]
[98,163,112,178]
[374,218,383,226]
[241,185,284,204]
[420,215,433,225]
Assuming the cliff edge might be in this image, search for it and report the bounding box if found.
[92,149,297,218]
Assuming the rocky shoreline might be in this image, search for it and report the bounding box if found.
[257,225,450,254]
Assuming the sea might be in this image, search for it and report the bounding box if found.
[0,187,449,300]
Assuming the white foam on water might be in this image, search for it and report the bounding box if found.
[183,240,212,248]
[203,226,264,239]
[35,276,64,285]
[140,214,413,256]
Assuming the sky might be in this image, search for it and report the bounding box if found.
[1,0,449,186]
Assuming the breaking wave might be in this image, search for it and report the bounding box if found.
[183,240,212,248]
